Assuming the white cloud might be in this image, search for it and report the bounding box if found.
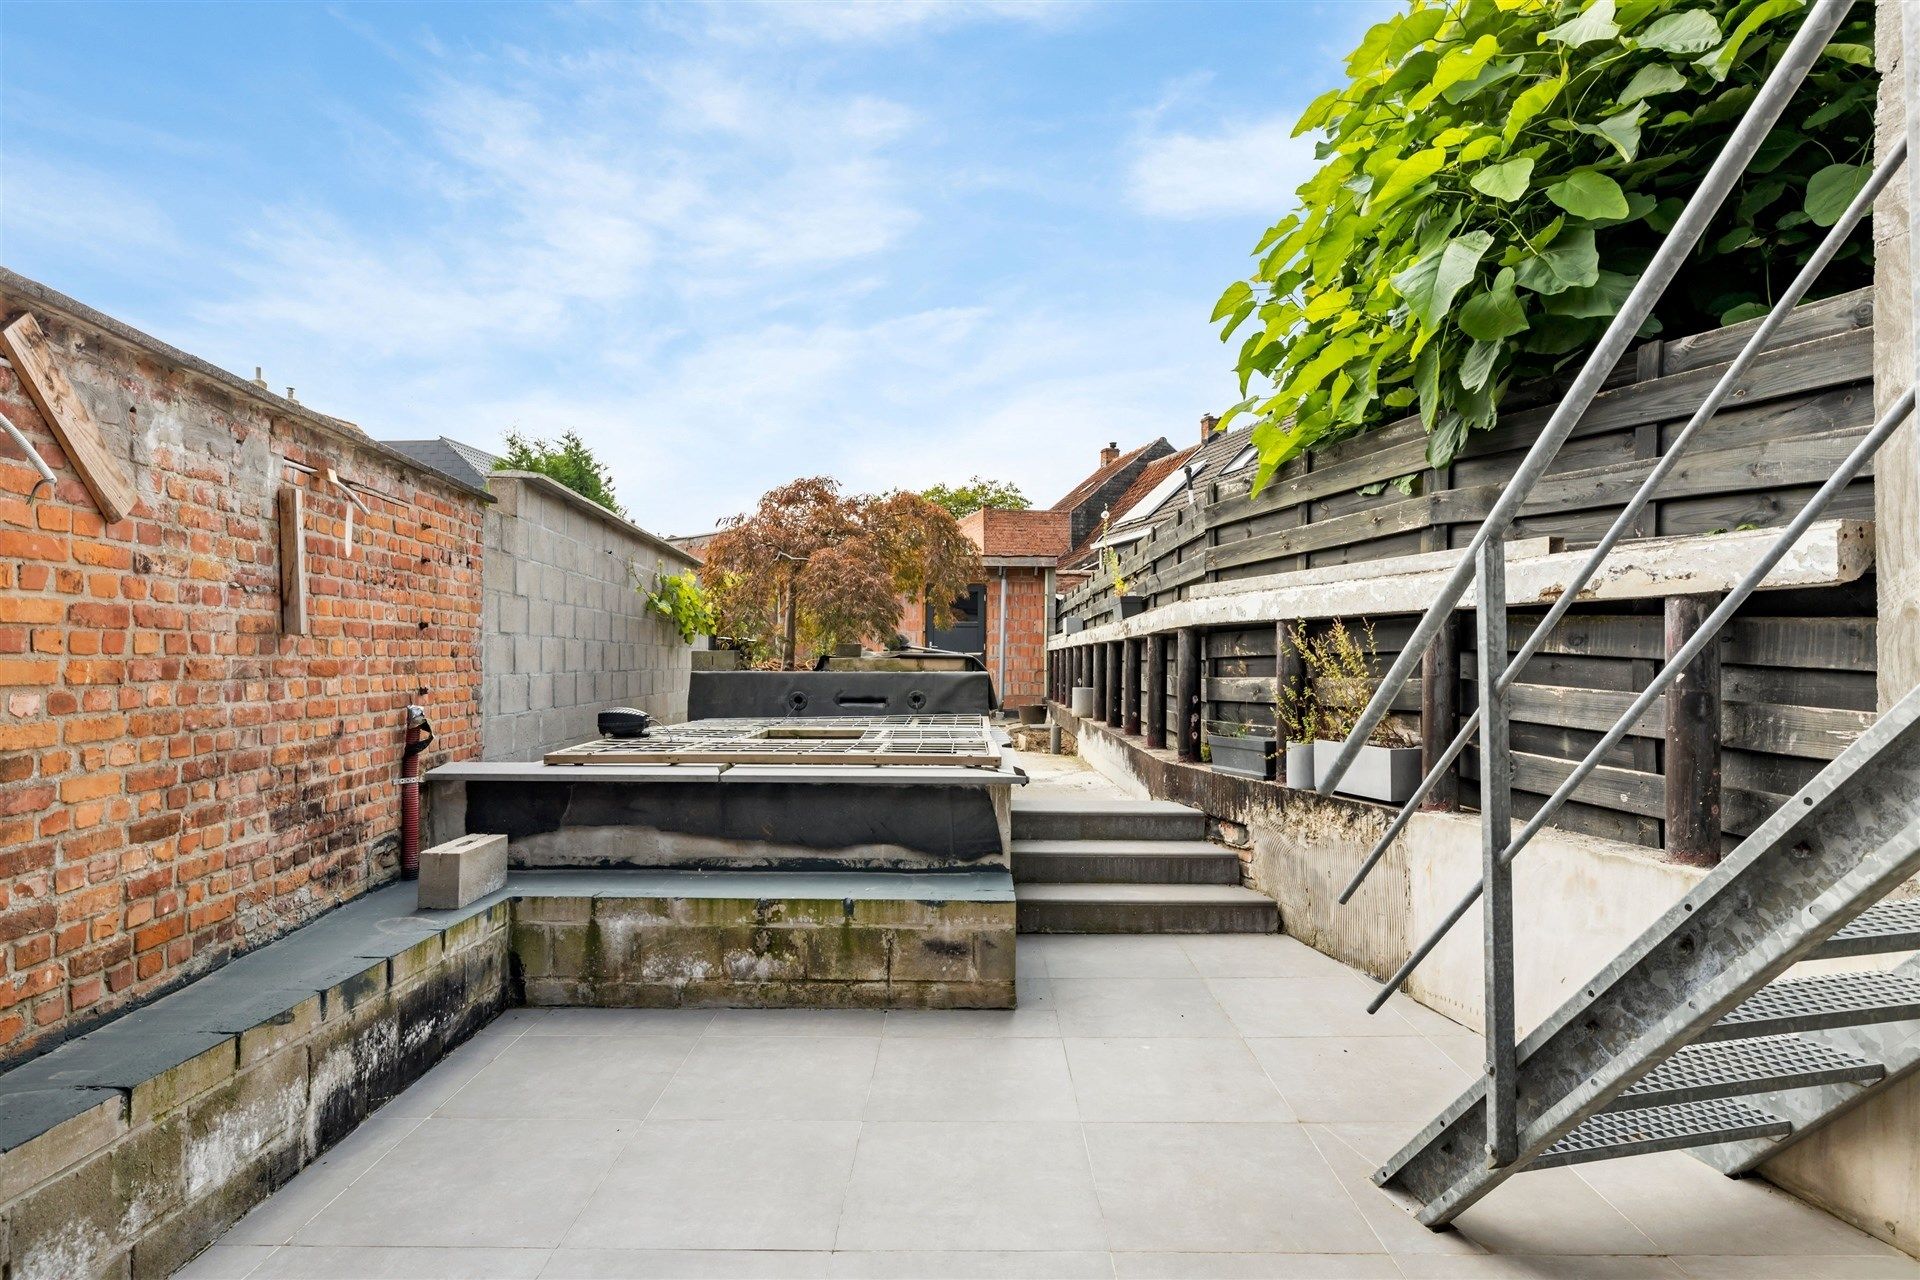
[691,0,1086,45]
[1128,115,1318,220]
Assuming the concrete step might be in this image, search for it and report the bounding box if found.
[1016,883,1279,934]
[1011,840,1242,885]
[1011,795,1207,842]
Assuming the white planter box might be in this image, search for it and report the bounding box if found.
[1313,740,1423,804]
[1070,685,1096,718]
[1284,742,1316,789]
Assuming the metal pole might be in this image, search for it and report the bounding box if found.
[1476,540,1517,1165]
[1316,0,1856,797]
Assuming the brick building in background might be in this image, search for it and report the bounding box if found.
[901,440,1173,710]
[0,271,487,1063]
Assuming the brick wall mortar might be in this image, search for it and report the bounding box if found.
[0,288,486,1063]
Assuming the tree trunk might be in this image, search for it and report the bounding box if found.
[783,577,800,671]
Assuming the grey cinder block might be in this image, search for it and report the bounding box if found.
[417,833,509,910]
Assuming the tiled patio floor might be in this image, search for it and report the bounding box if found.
[180,931,1920,1280]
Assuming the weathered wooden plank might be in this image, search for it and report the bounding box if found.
[1520,429,1870,518]
[1726,702,1873,760]
[279,485,309,634]
[1725,617,1876,671]
[1205,486,1499,574]
[1145,634,1168,750]
[1665,594,1724,865]
[1502,613,1665,661]
[0,311,138,522]
[1176,629,1202,762]
[1660,287,1873,374]
[1122,638,1142,735]
[1722,663,1876,711]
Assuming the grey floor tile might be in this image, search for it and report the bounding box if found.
[540,1250,835,1278]
[249,1245,551,1277]
[564,1121,861,1251]
[650,1036,879,1120]
[1392,1258,1685,1278]
[171,1244,279,1278]
[1083,1121,1379,1254]
[1037,935,1200,978]
[1428,1033,1485,1073]
[384,1025,531,1117]
[1066,1036,1293,1122]
[500,1008,717,1036]
[1207,976,1418,1038]
[881,1007,1061,1038]
[1178,934,1367,980]
[1250,1036,1473,1123]
[836,1121,1105,1251]
[1111,1254,1401,1278]
[438,1033,696,1120]
[223,1110,428,1244]
[1577,1153,1913,1258]
[1051,977,1238,1038]
[705,1009,887,1037]
[828,1251,1114,1278]
[1669,1257,1920,1278]
[864,1038,1077,1121]
[294,1117,630,1249]
[1301,1125,1487,1259]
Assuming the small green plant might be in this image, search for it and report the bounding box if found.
[1276,623,1320,745]
[496,429,625,515]
[1102,544,1131,597]
[1298,619,1417,748]
[643,568,715,644]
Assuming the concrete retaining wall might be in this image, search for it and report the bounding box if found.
[481,471,697,760]
[0,901,510,1280]
[513,891,1015,1010]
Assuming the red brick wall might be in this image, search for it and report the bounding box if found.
[983,568,1050,709]
[0,291,484,1063]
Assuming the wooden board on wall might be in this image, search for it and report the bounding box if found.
[279,486,309,634]
[0,312,137,522]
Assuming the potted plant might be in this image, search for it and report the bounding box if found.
[1276,628,1317,789]
[1102,545,1147,619]
[1304,619,1421,803]
[1205,718,1277,781]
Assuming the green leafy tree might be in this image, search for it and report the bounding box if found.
[920,476,1032,519]
[495,429,624,515]
[1216,0,1875,490]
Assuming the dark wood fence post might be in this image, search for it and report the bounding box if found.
[1421,615,1462,812]
[1103,641,1120,726]
[1275,620,1304,750]
[1175,628,1203,762]
[1664,594,1723,865]
[1122,639,1141,735]
[1089,643,1105,721]
[1145,634,1167,749]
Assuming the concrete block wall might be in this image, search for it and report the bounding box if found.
[480,472,698,760]
[0,272,486,1065]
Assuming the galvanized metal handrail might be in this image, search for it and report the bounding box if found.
[1335,133,1907,908]
[1315,0,1858,798]
[1369,384,1915,1016]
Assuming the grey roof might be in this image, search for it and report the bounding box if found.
[382,437,500,491]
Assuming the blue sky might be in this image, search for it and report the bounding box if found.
[2,0,1389,535]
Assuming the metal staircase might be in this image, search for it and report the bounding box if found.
[1314,0,1920,1228]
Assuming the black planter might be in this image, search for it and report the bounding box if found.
[1206,732,1277,781]
[1118,595,1148,619]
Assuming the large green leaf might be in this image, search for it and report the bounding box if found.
[1459,338,1500,392]
[1211,281,1253,323]
[1543,0,1619,48]
[1617,63,1686,106]
[1546,170,1629,219]
[1696,0,1801,82]
[1632,10,1720,54]
[1371,145,1449,212]
[1457,268,1529,341]
[1469,156,1533,202]
[1576,104,1646,161]
[1513,227,1600,295]
[1805,162,1872,228]
[1392,230,1494,329]
[1503,74,1565,144]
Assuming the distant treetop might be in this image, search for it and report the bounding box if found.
[495,429,624,516]
[921,476,1032,519]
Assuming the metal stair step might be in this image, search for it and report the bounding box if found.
[1015,882,1277,934]
[1605,1036,1884,1111]
[1532,1099,1792,1171]
[1810,901,1920,960]
[1011,840,1241,884]
[1702,973,1920,1043]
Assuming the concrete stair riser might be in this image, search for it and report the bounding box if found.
[1011,840,1241,885]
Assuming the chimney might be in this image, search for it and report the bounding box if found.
[1200,413,1220,444]
[1099,441,1120,466]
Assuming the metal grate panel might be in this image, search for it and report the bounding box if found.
[544,715,1001,768]
[1532,1099,1791,1170]
[1702,973,1920,1042]
[1812,901,1920,960]
[1608,1036,1883,1110]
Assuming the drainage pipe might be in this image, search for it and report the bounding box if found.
[0,409,57,499]
[399,704,434,880]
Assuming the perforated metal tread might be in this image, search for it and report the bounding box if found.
[1532,1099,1791,1170]
[1606,1036,1883,1111]
[1812,901,1920,960]
[1702,973,1920,1043]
